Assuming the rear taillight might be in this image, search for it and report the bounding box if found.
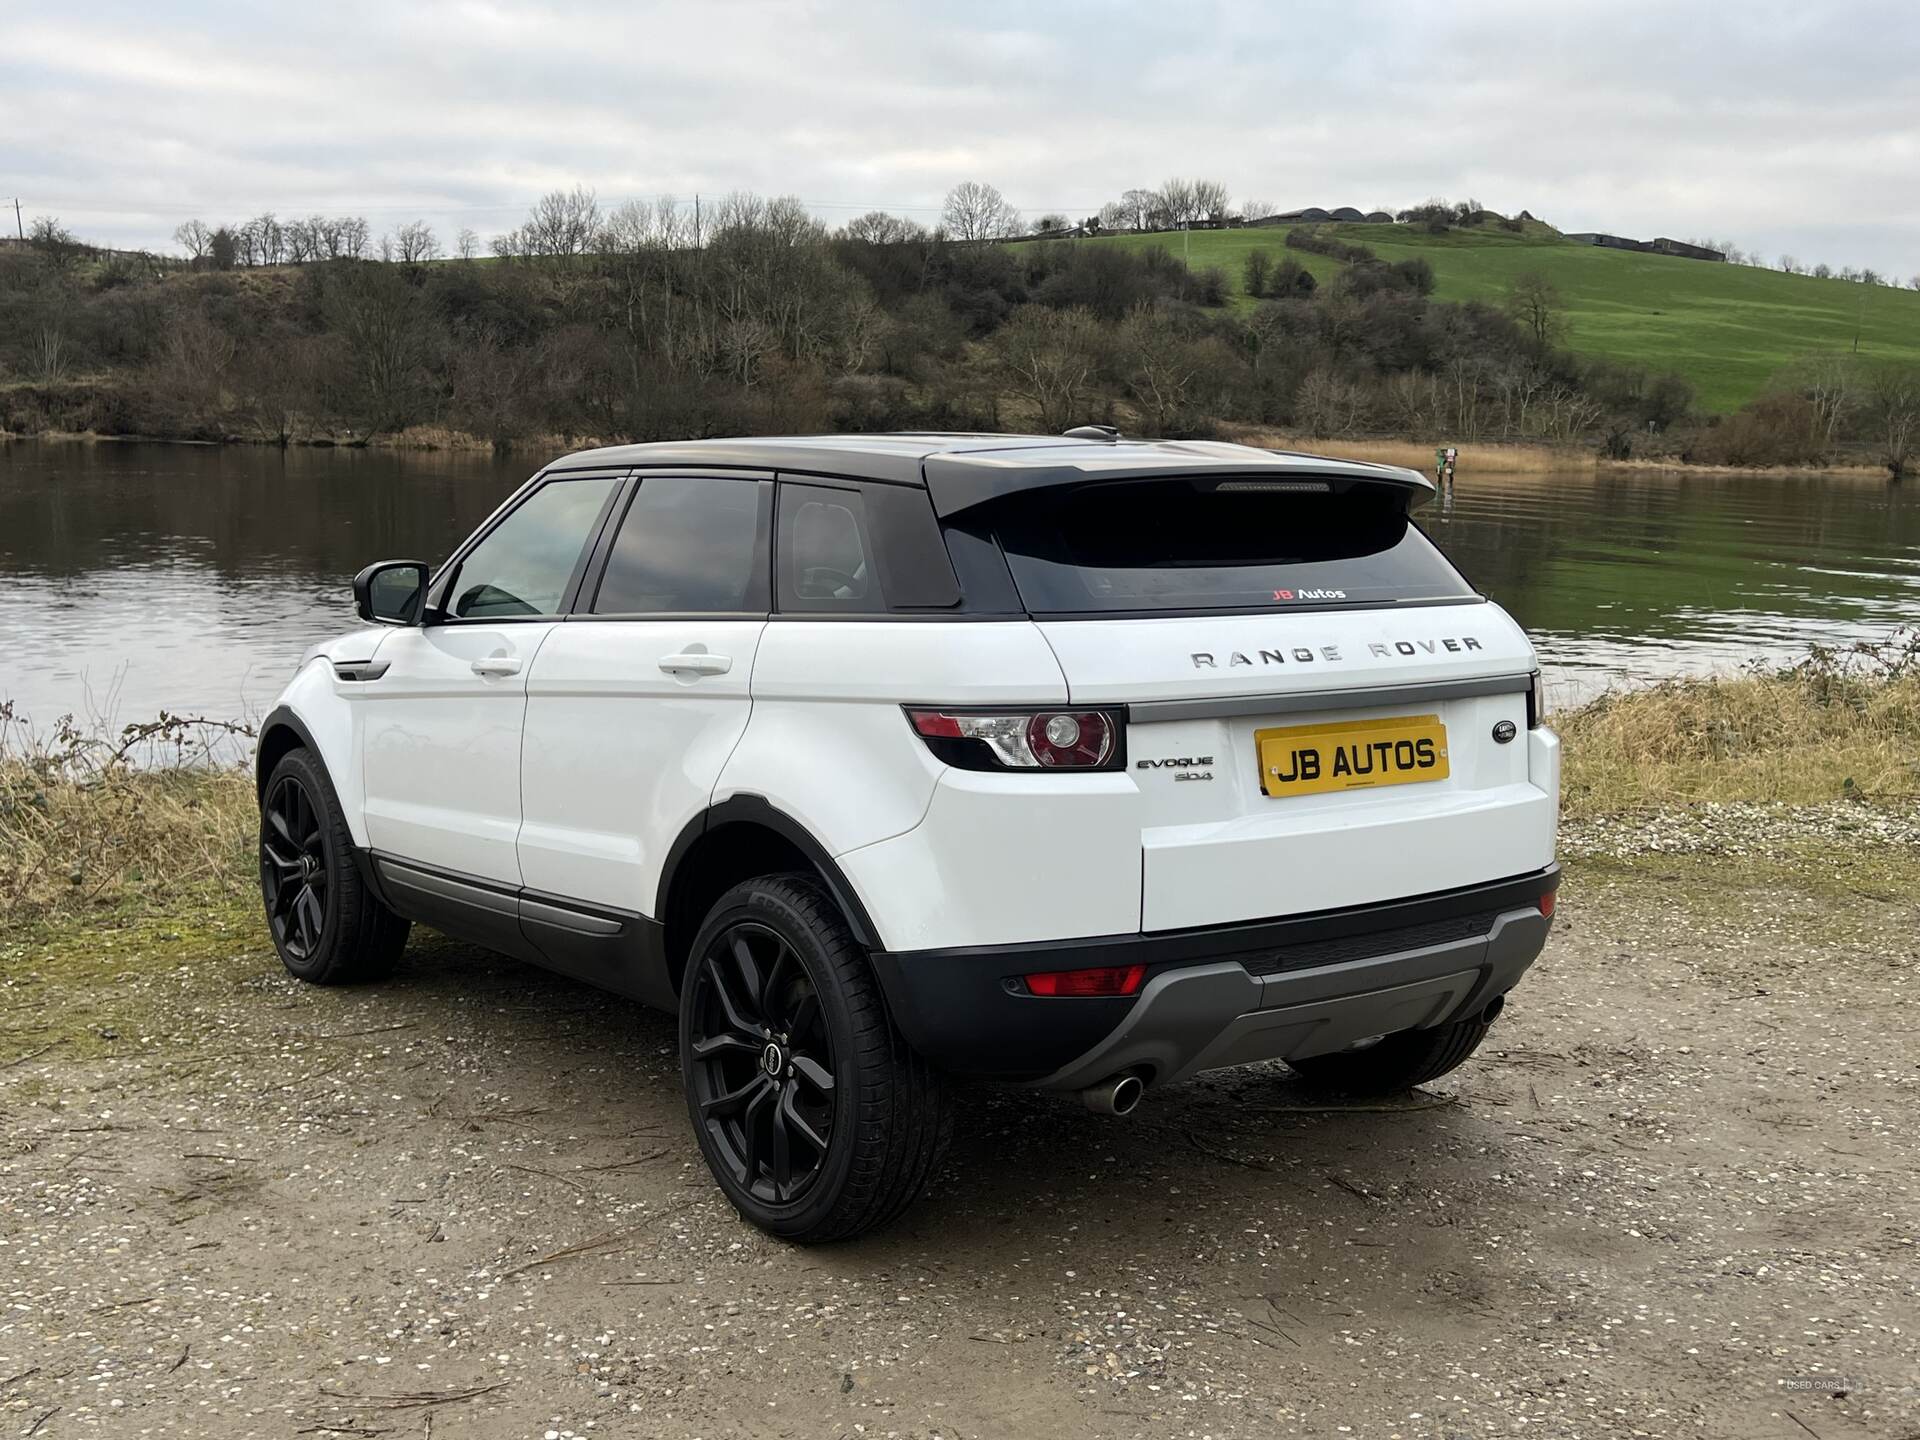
[1023,963,1147,997]
[1538,891,1556,918]
[905,708,1122,771]
[1526,670,1546,729]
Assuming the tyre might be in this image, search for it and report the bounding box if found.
[679,874,951,1243]
[258,748,409,985]
[1285,999,1504,1097]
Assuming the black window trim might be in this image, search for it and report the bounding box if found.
[423,467,632,626]
[571,469,776,621]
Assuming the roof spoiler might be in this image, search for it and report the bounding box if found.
[921,450,1438,519]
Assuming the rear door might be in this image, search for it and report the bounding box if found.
[358,471,624,885]
[517,472,772,911]
[982,475,1555,930]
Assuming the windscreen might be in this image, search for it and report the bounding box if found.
[988,478,1475,614]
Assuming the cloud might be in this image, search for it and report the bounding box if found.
[3,0,1914,275]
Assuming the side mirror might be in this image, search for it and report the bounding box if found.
[352,560,428,625]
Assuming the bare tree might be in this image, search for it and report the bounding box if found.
[942,181,1020,242]
[394,220,440,263]
[1191,179,1232,226]
[35,324,70,382]
[1866,363,1920,478]
[1110,189,1155,231]
[993,304,1102,430]
[1504,271,1565,351]
[1239,198,1275,223]
[339,216,370,259]
[521,186,600,258]
[247,212,285,265]
[1154,177,1198,228]
[456,227,480,261]
[283,217,318,263]
[839,210,926,245]
[173,219,213,262]
[1294,368,1367,437]
[1781,352,1857,451]
[1117,302,1204,433]
[28,216,84,273]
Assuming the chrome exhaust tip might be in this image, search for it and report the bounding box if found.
[1081,1072,1145,1116]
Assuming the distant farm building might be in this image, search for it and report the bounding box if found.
[1257,205,1397,227]
[1566,231,1725,262]
[1650,237,1726,262]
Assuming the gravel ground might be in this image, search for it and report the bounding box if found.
[2,807,1917,1440]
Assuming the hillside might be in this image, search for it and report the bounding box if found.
[1030,224,1920,412]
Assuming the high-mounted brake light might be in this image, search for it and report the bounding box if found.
[1024,963,1147,997]
[906,708,1121,772]
[1214,479,1331,493]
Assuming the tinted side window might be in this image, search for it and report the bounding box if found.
[445,476,621,619]
[592,476,770,615]
[777,483,883,613]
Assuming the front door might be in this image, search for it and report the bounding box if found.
[358,471,624,885]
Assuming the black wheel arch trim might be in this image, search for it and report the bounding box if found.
[658,794,883,952]
[255,705,323,800]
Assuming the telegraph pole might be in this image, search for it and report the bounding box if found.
[11,199,21,241]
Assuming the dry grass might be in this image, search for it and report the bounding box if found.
[6,636,1918,933]
[1226,429,1595,476]
[0,707,257,928]
[1558,636,1920,817]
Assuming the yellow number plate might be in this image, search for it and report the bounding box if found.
[1255,714,1450,798]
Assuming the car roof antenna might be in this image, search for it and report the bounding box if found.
[1062,425,1121,442]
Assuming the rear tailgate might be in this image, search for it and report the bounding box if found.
[1039,606,1555,930]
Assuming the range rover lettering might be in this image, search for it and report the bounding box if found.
[255,431,1560,1241]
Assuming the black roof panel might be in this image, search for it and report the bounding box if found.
[547,433,1436,510]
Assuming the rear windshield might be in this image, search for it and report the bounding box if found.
[988,479,1474,614]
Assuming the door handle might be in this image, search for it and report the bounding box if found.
[658,652,732,676]
[471,655,522,677]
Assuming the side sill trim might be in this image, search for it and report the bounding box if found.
[1127,672,1533,723]
[368,851,673,1010]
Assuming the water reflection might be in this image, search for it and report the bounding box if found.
[2,442,1917,725]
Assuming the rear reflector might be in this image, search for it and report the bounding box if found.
[1024,963,1147,998]
[1538,892,1556,918]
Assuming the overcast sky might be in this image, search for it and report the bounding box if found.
[6,0,1916,275]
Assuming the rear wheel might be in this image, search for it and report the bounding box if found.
[259,748,409,985]
[1285,1001,1503,1097]
[679,874,950,1242]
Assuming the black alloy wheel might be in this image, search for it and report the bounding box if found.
[261,773,330,961]
[685,921,837,1204]
[256,747,408,985]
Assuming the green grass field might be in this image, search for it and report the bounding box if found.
[1026,224,1920,412]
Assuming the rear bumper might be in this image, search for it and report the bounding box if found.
[868,865,1557,1086]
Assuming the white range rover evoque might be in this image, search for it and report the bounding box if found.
[256,430,1560,1241]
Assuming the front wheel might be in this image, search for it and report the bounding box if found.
[679,874,950,1242]
[259,748,409,985]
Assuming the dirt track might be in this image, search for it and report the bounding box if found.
[2,831,1917,1439]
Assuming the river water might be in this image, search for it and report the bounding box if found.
[2,441,1917,729]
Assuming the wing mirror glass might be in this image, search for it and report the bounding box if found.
[353,560,428,625]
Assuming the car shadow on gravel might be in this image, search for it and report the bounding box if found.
[379,934,1500,1255]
